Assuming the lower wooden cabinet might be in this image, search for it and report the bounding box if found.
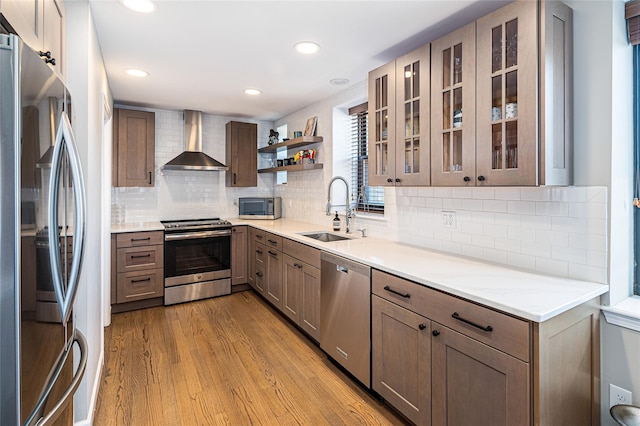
[111,231,164,312]
[265,243,283,310]
[431,324,529,426]
[246,227,321,342]
[372,269,600,426]
[372,295,431,425]
[231,225,248,288]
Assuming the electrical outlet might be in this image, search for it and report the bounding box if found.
[610,384,633,408]
[441,211,456,228]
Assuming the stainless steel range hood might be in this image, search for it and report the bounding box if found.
[162,110,228,171]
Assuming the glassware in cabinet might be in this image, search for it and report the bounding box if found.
[430,22,476,186]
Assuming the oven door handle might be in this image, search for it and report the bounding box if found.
[165,229,232,241]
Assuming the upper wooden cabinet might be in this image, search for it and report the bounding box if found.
[226,121,257,187]
[368,43,431,186]
[112,108,155,187]
[475,0,572,186]
[431,22,477,186]
[1,0,65,79]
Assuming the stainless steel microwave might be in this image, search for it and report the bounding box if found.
[238,197,282,219]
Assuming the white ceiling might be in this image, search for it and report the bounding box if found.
[89,0,511,121]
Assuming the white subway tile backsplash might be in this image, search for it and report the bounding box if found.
[114,105,609,285]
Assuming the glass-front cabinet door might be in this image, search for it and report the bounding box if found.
[394,43,430,186]
[430,23,476,186]
[368,61,396,187]
[476,0,537,186]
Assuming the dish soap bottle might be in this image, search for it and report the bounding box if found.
[332,212,341,231]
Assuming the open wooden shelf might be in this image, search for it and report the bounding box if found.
[258,163,323,173]
[258,136,323,153]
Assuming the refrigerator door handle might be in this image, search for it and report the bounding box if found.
[48,111,86,325]
[24,329,88,426]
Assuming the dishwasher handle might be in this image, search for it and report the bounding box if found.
[337,265,348,274]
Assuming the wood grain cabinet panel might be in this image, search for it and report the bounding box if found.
[111,231,164,312]
[372,295,431,425]
[231,225,248,286]
[113,108,155,187]
[226,121,257,187]
[265,244,283,310]
[431,325,529,426]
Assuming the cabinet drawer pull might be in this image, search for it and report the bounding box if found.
[131,237,151,242]
[419,323,427,330]
[267,239,277,245]
[256,249,263,254]
[131,277,151,283]
[256,271,263,278]
[130,254,151,259]
[293,263,303,269]
[383,285,411,298]
[451,312,493,332]
[268,250,278,256]
[432,330,440,337]
[256,235,263,239]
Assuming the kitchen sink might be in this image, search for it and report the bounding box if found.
[298,232,351,242]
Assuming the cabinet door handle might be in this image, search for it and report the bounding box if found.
[451,312,493,332]
[148,171,152,185]
[39,50,52,59]
[268,250,278,256]
[233,173,237,185]
[293,263,303,269]
[432,330,440,337]
[387,178,393,183]
[477,175,486,182]
[130,254,151,259]
[267,239,277,245]
[419,324,427,330]
[131,277,151,283]
[131,237,151,242]
[256,271,263,278]
[45,58,56,66]
[395,178,401,183]
[256,249,263,254]
[256,235,263,240]
[383,285,411,298]
[463,176,471,182]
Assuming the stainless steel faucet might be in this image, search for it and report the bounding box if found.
[326,176,354,233]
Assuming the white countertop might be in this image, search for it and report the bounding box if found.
[111,221,164,233]
[233,218,608,323]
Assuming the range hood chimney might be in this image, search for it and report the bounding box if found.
[162,110,228,171]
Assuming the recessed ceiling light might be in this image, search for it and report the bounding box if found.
[125,68,149,77]
[294,41,321,55]
[119,0,156,13]
[330,78,349,86]
[244,88,262,95]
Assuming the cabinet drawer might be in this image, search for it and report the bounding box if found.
[249,227,266,244]
[117,245,164,273]
[116,231,163,248]
[265,232,283,250]
[254,242,266,267]
[283,238,321,269]
[116,268,163,304]
[373,269,530,361]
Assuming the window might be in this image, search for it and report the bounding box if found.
[350,103,384,213]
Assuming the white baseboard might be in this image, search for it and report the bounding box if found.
[74,350,104,426]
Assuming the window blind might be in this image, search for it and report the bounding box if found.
[350,103,384,213]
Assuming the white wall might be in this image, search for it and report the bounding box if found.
[112,108,275,221]
[561,0,639,423]
[65,2,111,424]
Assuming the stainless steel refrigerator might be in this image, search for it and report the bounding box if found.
[0,34,87,425]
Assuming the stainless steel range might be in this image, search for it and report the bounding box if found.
[162,218,232,305]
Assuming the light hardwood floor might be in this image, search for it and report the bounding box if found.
[94,291,407,425]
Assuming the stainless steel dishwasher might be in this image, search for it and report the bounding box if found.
[320,252,371,387]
